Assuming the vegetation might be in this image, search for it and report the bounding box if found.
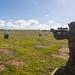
[0,30,68,75]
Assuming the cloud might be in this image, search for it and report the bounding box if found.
[50,23,68,29]
[15,20,28,28]
[31,24,50,30]
[49,20,54,23]
[27,20,39,26]
[0,20,6,28]
[0,19,50,30]
[50,23,62,29]
[0,20,69,30]
[14,20,39,29]
[6,22,17,29]
[38,24,50,30]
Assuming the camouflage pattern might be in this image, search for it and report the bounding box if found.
[53,21,75,75]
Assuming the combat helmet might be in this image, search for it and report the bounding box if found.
[68,21,75,30]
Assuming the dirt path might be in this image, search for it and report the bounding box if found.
[51,47,69,60]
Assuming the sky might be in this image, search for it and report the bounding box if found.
[0,0,75,30]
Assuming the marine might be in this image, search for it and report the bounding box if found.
[53,21,75,75]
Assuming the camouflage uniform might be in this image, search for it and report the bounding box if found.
[53,22,75,75]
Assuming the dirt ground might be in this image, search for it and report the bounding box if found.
[35,44,48,48]
[51,47,69,60]
[0,64,6,71]
[0,49,24,70]
[35,45,69,60]
[7,59,24,67]
[0,47,69,71]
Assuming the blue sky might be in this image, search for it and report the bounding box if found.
[0,0,75,30]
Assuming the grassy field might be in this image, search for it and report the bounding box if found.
[0,30,68,75]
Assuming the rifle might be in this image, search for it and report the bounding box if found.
[51,27,69,33]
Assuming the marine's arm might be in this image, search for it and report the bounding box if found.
[53,31,68,40]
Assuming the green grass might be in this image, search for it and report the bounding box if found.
[0,30,67,75]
